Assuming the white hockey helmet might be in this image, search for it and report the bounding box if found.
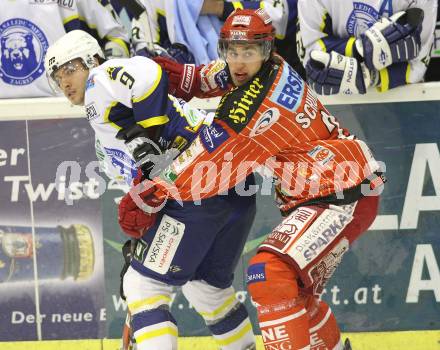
[44,30,104,88]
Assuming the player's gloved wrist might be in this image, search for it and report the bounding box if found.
[116,124,163,179]
[359,62,379,89]
[118,178,162,239]
[153,56,201,100]
[166,43,195,64]
[354,8,423,71]
[306,51,368,95]
[199,59,230,93]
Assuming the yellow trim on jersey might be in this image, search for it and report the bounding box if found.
[260,1,265,8]
[132,66,163,103]
[103,101,122,130]
[63,15,98,31]
[378,68,390,92]
[317,11,328,52]
[405,63,411,83]
[215,322,253,347]
[63,15,128,56]
[106,36,129,57]
[232,2,244,9]
[155,8,166,42]
[198,294,236,318]
[128,295,172,314]
[345,37,356,57]
[317,39,326,52]
[136,326,178,344]
[137,116,169,129]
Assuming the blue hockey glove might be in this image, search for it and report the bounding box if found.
[166,43,195,64]
[306,51,378,95]
[355,8,424,71]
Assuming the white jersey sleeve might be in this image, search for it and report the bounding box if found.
[131,0,176,54]
[298,0,436,90]
[73,0,130,58]
[84,56,171,184]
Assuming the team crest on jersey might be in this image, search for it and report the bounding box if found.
[307,145,335,166]
[104,147,137,181]
[346,3,380,36]
[250,108,280,137]
[0,18,48,86]
[85,75,95,91]
[200,122,229,153]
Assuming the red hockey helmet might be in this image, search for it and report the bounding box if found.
[218,8,275,62]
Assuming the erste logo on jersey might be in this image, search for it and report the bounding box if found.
[0,18,48,86]
[270,63,304,111]
[346,3,380,36]
[250,107,280,137]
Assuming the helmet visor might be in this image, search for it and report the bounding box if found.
[47,59,86,93]
[218,40,272,63]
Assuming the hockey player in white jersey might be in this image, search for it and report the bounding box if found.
[130,0,195,64]
[297,0,436,95]
[0,0,129,99]
[44,30,257,350]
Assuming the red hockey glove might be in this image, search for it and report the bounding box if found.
[154,57,229,100]
[154,56,200,101]
[118,175,165,239]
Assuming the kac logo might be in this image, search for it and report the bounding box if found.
[0,18,48,85]
[250,108,280,137]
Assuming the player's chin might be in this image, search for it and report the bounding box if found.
[232,77,247,87]
[68,94,84,106]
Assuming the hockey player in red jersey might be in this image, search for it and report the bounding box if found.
[151,8,385,350]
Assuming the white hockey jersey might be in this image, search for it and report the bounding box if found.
[131,0,177,54]
[84,55,210,185]
[0,0,129,99]
[131,0,292,53]
[297,0,436,90]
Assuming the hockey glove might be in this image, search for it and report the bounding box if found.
[167,43,195,64]
[306,51,378,95]
[199,59,230,93]
[118,174,164,239]
[355,8,424,71]
[154,56,200,100]
[154,57,229,100]
[116,124,164,179]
